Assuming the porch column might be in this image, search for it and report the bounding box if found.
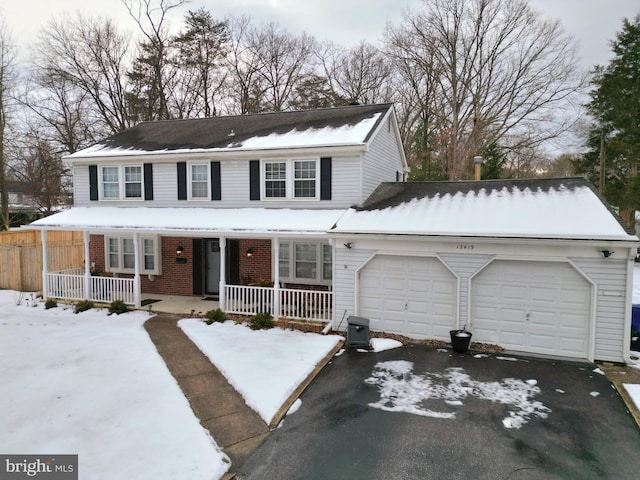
[133,232,141,307]
[83,231,90,299]
[273,236,280,318]
[219,236,226,311]
[41,230,48,299]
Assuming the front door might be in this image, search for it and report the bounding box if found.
[205,239,221,297]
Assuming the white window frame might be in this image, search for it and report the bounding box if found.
[99,164,144,201]
[188,162,210,200]
[104,235,161,275]
[278,240,332,285]
[261,159,319,200]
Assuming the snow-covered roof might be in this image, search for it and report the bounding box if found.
[66,104,392,159]
[331,178,638,242]
[30,207,344,237]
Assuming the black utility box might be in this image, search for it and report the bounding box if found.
[347,316,370,349]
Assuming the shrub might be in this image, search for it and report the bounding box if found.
[109,299,129,315]
[249,312,274,330]
[204,308,226,325]
[74,300,94,314]
[44,298,58,310]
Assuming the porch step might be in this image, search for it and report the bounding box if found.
[143,314,269,471]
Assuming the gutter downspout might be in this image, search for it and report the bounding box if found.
[624,247,636,364]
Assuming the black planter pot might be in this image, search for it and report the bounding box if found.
[450,330,472,353]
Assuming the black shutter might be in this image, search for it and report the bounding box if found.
[211,161,221,201]
[396,170,400,182]
[177,162,187,200]
[144,163,154,200]
[320,157,332,200]
[249,160,260,200]
[89,165,98,201]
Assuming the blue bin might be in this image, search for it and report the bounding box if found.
[632,305,640,334]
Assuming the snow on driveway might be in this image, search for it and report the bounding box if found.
[179,319,343,424]
[365,360,550,429]
[0,292,228,480]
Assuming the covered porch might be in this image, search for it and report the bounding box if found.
[31,207,342,323]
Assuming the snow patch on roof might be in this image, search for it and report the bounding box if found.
[333,185,637,241]
[66,113,381,159]
[31,207,345,235]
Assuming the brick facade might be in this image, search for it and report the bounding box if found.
[88,235,275,296]
[238,239,272,285]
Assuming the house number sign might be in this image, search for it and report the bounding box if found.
[455,244,475,250]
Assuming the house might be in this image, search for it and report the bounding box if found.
[28,103,407,322]
[28,103,638,363]
[329,178,638,363]
[2,181,44,225]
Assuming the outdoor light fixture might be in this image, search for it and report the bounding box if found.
[344,242,353,249]
[601,250,614,258]
[246,247,254,257]
[176,246,184,256]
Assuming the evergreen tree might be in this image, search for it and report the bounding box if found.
[575,15,640,229]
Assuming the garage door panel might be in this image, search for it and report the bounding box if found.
[471,260,591,359]
[530,286,558,305]
[359,255,457,341]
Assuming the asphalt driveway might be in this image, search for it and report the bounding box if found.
[237,346,640,480]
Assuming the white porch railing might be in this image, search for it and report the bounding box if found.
[223,284,332,322]
[46,273,135,305]
[224,285,274,316]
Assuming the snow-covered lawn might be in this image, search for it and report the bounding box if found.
[0,291,228,480]
[180,319,343,424]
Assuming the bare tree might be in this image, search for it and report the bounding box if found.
[317,41,393,105]
[32,14,132,137]
[0,19,17,230]
[387,0,586,179]
[223,15,268,114]
[11,133,70,215]
[250,23,316,112]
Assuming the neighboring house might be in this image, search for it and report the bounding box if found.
[330,178,638,363]
[29,104,638,363]
[3,181,42,223]
[29,103,407,323]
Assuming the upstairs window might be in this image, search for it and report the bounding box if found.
[101,166,120,199]
[294,160,317,198]
[100,165,144,200]
[124,166,142,198]
[262,159,318,200]
[265,162,287,198]
[190,163,209,199]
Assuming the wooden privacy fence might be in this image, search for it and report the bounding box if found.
[0,230,84,292]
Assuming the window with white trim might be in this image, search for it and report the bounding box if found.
[189,163,209,199]
[262,159,318,200]
[100,165,144,200]
[278,241,331,284]
[105,235,161,275]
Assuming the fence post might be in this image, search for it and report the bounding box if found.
[83,231,91,299]
[41,230,49,298]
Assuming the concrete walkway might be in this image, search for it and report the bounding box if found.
[144,314,269,477]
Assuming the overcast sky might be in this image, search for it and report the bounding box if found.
[1,0,638,70]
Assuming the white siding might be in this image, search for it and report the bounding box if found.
[572,258,629,362]
[333,247,374,330]
[73,155,363,209]
[439,253,493,328]
[361,116,405,200]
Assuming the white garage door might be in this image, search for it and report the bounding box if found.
[471,260,591,359]
[359,255,457,340]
